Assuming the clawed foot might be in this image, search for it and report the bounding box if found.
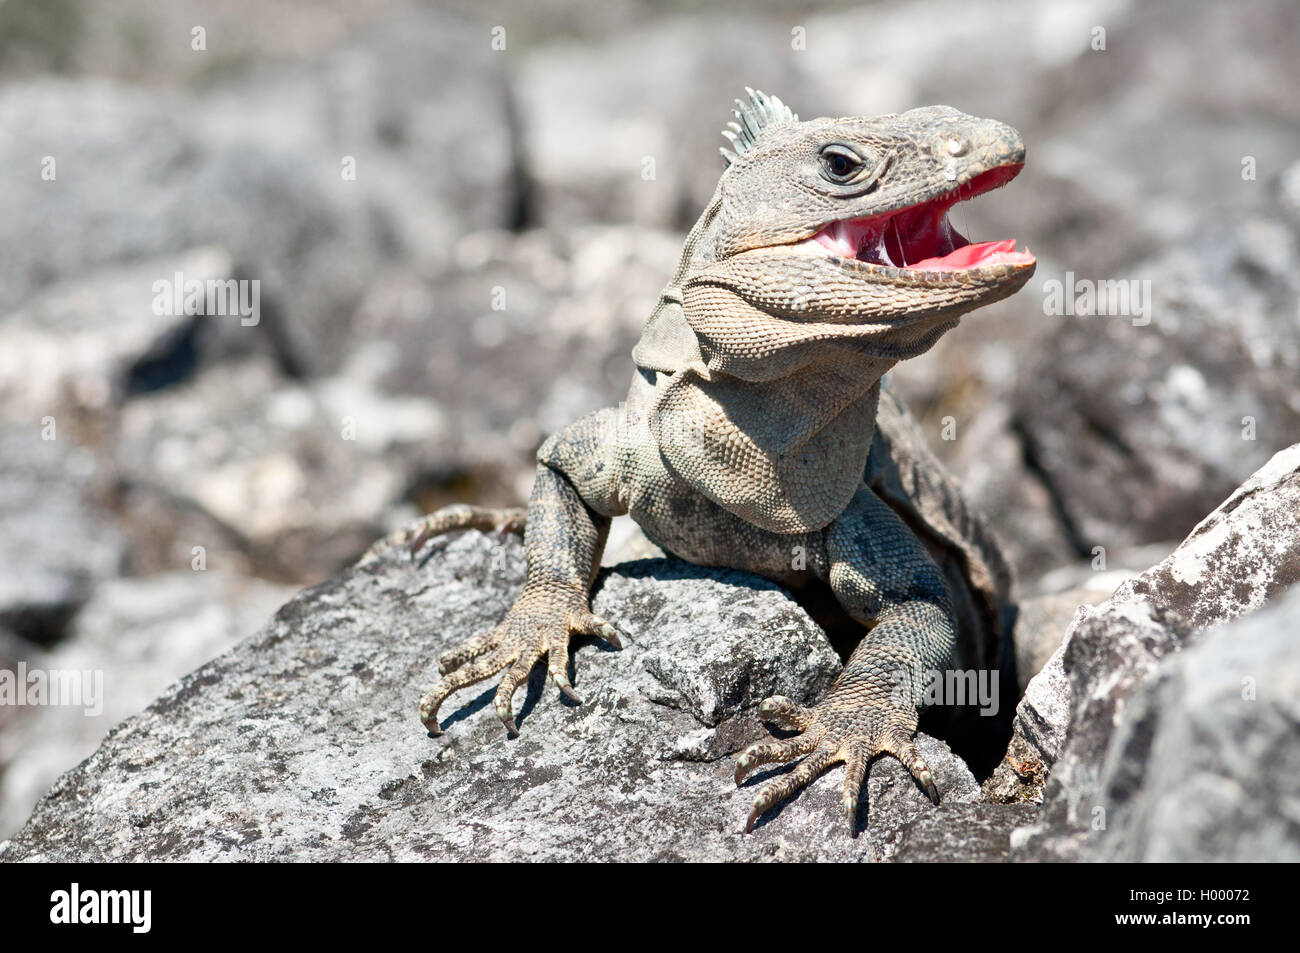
[734,693,938,835]
[419,585,621,736]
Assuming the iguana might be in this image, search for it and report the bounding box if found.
[387,91,1035,833]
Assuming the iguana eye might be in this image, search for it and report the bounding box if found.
[819,144,866,183]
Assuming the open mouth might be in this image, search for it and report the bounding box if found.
[803,165,1035,272]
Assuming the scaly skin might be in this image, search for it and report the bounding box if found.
[401,91,1032,835]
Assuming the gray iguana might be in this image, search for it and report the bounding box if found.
[381,90,1035,833]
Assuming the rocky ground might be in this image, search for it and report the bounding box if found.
[2,445,1296,861]
[1,0,1298,855]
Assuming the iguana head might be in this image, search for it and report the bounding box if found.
[684,89,1035,331]
[636,91,1037,535]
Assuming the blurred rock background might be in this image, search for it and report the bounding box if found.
[0,0,1297,838]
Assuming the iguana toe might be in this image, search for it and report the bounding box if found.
[409,504,526,560]
[744,748,836,833]
[419,640,515,734]
[359,505,526,563]
[438,627,505,676]
[737,690,937,834]
[880,726,939,805]
[419,589,621,737]
[493,646,545,736]
[756,695,813,730]
[734,733,820,784]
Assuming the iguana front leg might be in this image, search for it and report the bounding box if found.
[735,486,956,833]
[418,410,623,735]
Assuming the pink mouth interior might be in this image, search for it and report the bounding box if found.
[805,165,1035,272]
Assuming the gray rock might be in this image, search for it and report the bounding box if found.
[988,444,1300,809]
[1012,577,1122,695]
[1011,542,1178,693]
[1093,585,1300,862]
[1280,157,1300,229]
[892,802,1039,862]
[352,225,681,504]
[0,426,125,646]
[982,631,1073,806]
[984,582,1111,805]
[1023,542,1178,601]
[200,12,516,266]
[983,546,1177,803]
[113,355,449,580]
[1013,208,1300,555]
[1008,600,1193,852]
[940,401,1079,582]
[1118,444,1300,628]
[0,78,391,378]
[0,531,1009,862]
[516,15,841,231]
[0,247,235,418]
[0,10,518,385]
[1007,444,1300,856]
[0,571,295,839]
[0,628,44,739]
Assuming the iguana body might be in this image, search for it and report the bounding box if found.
[391,92,1034,833]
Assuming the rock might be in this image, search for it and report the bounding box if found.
[0,77,391,378]
[1002,444,1300,855]
[988,444,1300,808]
[517,16,841,231]
[1013,207,1300,555]
[1007,600,1193,839]
[1011,541,1177,692]
[982,544,1181,804]
[0,628,43,738]
[0,247,237,419]
[0,0,387,84]
[1117,443,1300,627]
[351,225,681,506]
[113,356,449,581]
[1023,542,1178,600]
[940,401,1079,581]
[1012,589,1105,697]
[892,802,1039,862]
[0,571,294,838]
[981,634,1073,805]
[926,0,1300,289]
[0,426,125,646]
[1280,157,1300,228]
[0,8,520,392]
[982,582,1113,805]
[1093,585,1300,861]
[200,12,517,267]
[0,531,1012,862]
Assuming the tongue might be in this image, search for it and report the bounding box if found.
[904,238,1033,271]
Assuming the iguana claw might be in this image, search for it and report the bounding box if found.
[736,689,937,835]
[419,588,620,736]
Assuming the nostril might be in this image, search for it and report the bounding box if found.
[998,127,1027,166]
[946,137,969,157]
